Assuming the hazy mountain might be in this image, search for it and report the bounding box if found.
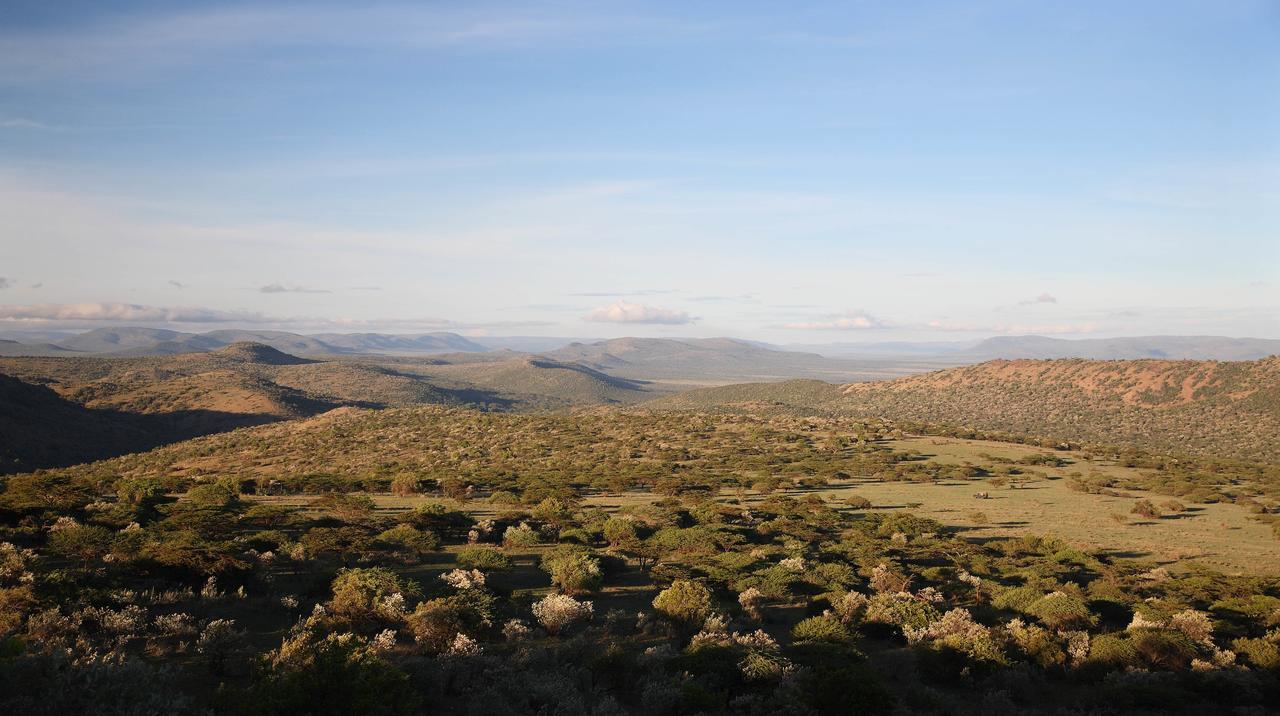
[958,335,1280,361]
[0,339,74,357]
[307,332,486,354]
[785,335,1280,361]
[468,336,585,352]
[0,327,492,357]
[541,337,950,385]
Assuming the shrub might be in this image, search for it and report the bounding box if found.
[456,545,510,571]
[375,525,439,557]
[738,587,766,621]
[541,548,602,595]
[792,615,853,644]
[389,474,421,497]
[241,632,421,715]
[186,482,240,509]
[864,594,941,633]
[532,593,593,636]
[406,598,466,651]
[46,524,113,566]
[197,618,247,675]
[330,568,414,622]
[1085,633,1141,670]
[652,580,715,626]
[1128,628,1198,670]
[314,493,377,524]
[1009,621,1065,668]
[503,523,540,548]
[602,518,638,547]
[992,585,1043,614]
[1130,499,1160,519]
[1024,592,1097,630]
[845,495,872,509]
[1231,637,1280,670]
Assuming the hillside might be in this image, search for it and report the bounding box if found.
[836,357,1280,460]
[0,343,660,472]
[0,373,157,473]
[642,357,1280,462]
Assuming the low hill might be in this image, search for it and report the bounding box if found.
[643,357,1280,462]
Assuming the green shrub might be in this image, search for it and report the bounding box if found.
[792,615,853,644]
[1231,637,1280,670]
[1085,633,1141,669]
[375,525,439,556]
[456,545,509,571]
[992,585,1043,614]
[541,547,602,594]
[864,594,940,632]
[1024,592,1097,630]
[1128,628,1198,670]
[652,579,715,626]
[330,568,415,621]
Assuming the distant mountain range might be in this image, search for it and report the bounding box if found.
[786,335,1280,361]
[1,328,1274,363]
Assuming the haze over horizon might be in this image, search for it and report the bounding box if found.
[2,1,1277,341]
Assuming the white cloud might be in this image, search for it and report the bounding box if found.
[1017,292,1058,306]
[584,300,692,325]
[782,309,888,330]
[259,283,331,294]
[0,302,276,324]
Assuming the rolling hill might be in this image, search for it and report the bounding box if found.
[4,327,489,357]
[0,342,660,472]
[643,357,1280,462]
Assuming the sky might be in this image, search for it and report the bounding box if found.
[0,0,1277,342]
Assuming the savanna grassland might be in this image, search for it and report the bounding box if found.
[2,399,1279,715]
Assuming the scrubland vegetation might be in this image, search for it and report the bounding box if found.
[2,405,1278,714]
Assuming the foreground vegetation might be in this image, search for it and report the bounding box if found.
[2,407,1278,714]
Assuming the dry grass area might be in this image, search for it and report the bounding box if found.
[245,432,1280,576]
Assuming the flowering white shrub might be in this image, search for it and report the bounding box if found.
[0,542,34,586]
[379,592,407,618]
[532,593,593,636]
[832,591,869,625]
[153,612,198,637]
[200,577,221,600]
[1126,612,1166,631]
[49,516,80,532]
[502,618,532,641]
[1169,609,1214,644]
[370,629,398,652]
[738,587,766,621]
[439,568,486,590]
[778,556,806,573]
[870,563,910,594]
[446,632,481,656]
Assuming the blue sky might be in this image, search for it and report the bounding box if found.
[1,0,1276,341]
